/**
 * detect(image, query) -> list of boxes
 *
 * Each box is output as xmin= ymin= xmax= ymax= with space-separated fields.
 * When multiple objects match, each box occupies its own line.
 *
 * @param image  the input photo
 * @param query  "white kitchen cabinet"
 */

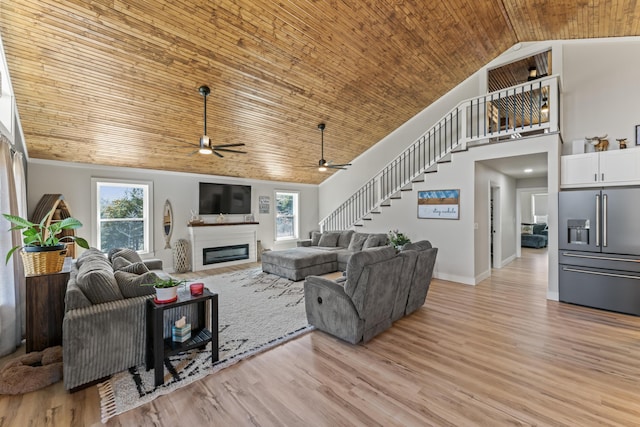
xmin=561 ymin=149 xmax=640 ymax=188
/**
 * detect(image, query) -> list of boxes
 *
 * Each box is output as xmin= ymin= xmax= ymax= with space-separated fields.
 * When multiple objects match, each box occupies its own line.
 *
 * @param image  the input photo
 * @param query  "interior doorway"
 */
xmin=490 ymin=184 xmax=501 ymax=269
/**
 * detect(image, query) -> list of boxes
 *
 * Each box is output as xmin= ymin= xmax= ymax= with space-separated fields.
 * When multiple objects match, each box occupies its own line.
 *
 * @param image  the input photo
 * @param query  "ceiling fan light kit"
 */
xmin=199 ymin=135 xmax=213 ymax=154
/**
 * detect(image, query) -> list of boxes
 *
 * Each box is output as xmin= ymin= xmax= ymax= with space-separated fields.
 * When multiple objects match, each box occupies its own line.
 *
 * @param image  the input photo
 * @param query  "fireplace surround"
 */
xmin=188 ymin=222 xmax=258 ymax=271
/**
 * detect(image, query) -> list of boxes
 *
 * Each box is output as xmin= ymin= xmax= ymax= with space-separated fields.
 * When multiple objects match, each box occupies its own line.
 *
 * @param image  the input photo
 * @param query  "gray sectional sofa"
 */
xmin=521 ymin=223 xmax=548 ymax=248
xmin=63 ymin=248 xmax=195 ymax=391
xmin=261 ymin=230 xmax=389 ymax=281
xmin=304 ymin=240 xmax=438 ymax=344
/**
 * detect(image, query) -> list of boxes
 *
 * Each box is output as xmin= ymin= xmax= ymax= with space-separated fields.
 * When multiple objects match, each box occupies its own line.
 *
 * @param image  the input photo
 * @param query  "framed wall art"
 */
xmin=418 ymin=189 xmax=460 ymax=219
xmin=258 ymin=195 xmax=270 ymax=214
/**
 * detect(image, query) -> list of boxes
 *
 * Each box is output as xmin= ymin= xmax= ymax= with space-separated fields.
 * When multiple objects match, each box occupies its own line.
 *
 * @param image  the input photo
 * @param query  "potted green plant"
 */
xmin=3 ymin=207 xmax=90 ymax=275
xmin=388 ymin=229 xmax=411 ymax=251
xmin=143 ymin=277 xmax=186 ymax=302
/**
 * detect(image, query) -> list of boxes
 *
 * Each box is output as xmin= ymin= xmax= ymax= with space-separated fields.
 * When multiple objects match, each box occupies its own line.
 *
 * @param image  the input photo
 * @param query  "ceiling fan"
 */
xmin=314 ymin=123 xmax=351 ymax=171
xmin=191 ymin=85 xmax=246 ymax=158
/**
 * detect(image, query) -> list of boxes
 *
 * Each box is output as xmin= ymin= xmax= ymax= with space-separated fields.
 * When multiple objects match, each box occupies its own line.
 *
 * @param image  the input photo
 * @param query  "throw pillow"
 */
xmin=348 ymin=232 xmax=369 ymax=251
xmin=110 ymin=248 xmax=143 ymax=264
xmin=119 ymin=261 xmax=150 ymax=275
xmin=311 ymin=231 xmax=322 ymax=246
xmin=75 ymin=248 xmax=106 ymax=268
xmin=114 ymin=271 xmax=159 ymax=298
xmin=362 ymin=233 xmax=388 ymax=249
xmin=107 ymin=247 xmax=124 ymax=262
xmin=337 ymin=230 xmax=355 ymax=248
xmin=111 ymin=256 xmax=132 ymax=271
xmin=318 ymin=231 xmax=340 ymax=247
xmin=77 ymin=257 xmax=112 ymax=274
xmin=521 ymin=224 xmax=534 ymax=235
xmin=76 ymin=269 xmax=123 ymax=304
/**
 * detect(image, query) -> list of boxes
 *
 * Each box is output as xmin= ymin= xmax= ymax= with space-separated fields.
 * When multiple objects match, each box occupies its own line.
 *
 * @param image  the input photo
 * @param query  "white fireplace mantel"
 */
xmin=188 ymin=223 xmax=258 ymax=271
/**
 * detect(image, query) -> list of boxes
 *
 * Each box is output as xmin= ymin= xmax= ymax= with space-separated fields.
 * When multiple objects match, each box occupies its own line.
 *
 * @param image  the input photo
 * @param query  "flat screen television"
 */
xmin=199 ymin=182 xmax=252 ymax=215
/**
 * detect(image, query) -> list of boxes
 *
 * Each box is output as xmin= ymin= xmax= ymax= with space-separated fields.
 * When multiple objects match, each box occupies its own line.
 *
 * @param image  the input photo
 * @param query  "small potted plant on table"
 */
xmin=3 ymin=207 xmax=89 ymax=275
xmin=144 ymin=277 xmax=186 ymax=303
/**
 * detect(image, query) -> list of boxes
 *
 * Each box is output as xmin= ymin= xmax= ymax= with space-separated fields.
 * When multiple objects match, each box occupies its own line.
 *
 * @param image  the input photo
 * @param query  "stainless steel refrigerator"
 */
xmin=559 ymin=187 xmax=640 ymax=315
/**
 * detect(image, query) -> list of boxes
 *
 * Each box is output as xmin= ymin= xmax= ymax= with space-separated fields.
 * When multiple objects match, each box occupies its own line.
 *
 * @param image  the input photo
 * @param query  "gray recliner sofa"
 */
xmin=304 ymin=241 xmax=437 ymax=344
xmin=304 ymin=246 xmax=403 ymax=344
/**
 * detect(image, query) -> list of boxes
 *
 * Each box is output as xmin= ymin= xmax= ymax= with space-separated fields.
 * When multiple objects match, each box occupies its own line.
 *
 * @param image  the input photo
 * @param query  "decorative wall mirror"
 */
xmin=163 ymin=199 xmax=173 ymax=249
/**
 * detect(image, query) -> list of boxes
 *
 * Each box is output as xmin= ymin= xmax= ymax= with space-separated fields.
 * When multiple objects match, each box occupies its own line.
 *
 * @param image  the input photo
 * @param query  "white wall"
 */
xmin=27 ymin=160 xmax=318 ymax=270
xmin=562 ymin=38 xmax=640 ymax=153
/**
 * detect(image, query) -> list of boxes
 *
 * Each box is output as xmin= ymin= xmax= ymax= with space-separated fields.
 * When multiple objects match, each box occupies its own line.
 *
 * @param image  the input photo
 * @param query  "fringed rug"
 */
xmin=98 ymin=267 xmax=312 ymax=423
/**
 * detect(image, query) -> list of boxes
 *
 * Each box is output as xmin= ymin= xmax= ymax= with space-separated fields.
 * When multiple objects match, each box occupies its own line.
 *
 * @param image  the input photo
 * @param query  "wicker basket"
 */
xmin=20 ymin=248 xmax=67 ymax=276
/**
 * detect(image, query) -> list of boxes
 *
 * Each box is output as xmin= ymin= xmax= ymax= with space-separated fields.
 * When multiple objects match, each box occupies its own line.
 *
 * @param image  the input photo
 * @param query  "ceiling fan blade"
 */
xmin=327 ymin=166 xmax=347 ymax=170
xmin=187 ymin=149 xmax=199 ymax=156
xmin=213 ymin=151 xmax=224 ymax=158
xmin=214 ymin=148 xmax=247 ymax=154
xmin=212 ymin=143 xmax=246 ymax=149
xmin=328 ymin=163 xmax=352 ymax=168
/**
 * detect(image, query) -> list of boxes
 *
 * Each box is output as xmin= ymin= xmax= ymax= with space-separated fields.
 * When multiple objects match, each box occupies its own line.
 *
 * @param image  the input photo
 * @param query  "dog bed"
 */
xmin=0 ymin=346 xmax=63 ymax=394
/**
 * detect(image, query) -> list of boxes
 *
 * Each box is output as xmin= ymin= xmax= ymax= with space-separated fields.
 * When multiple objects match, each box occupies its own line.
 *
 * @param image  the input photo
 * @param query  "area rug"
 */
xmin=98 ymin=267 xmax=312 ymax=423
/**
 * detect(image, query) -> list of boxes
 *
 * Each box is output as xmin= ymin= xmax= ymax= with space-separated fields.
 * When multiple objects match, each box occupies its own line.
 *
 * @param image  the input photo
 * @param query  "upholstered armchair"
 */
xmin=304 ymin=246 xmax=403 ymax=344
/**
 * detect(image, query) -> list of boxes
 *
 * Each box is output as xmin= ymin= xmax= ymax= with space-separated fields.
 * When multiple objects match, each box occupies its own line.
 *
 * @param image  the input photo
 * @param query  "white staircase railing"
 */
xmin=320 ymin=76 xmax=560 ymax=231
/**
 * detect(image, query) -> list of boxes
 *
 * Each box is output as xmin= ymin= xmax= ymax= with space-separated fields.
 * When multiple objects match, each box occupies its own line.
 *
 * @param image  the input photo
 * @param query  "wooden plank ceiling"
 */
xmin=1 ymin=0 xmax=640 ymax=184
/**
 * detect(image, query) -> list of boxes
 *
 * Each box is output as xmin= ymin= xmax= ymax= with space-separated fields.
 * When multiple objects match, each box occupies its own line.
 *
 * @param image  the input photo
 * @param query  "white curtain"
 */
xmin=0 ymin=137 xmax=22 ymax=356
xmin=12 ymin=151 xmax=27 ymax=336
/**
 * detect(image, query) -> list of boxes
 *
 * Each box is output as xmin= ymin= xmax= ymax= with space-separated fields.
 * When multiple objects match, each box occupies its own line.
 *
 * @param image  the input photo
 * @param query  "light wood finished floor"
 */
xmin=2 ymin=249 xmax=640 ymax=426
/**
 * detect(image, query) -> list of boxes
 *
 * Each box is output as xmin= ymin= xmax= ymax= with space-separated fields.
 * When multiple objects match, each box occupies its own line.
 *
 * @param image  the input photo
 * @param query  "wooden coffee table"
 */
xmin=146 ymin=288 xmax=218 ymax=387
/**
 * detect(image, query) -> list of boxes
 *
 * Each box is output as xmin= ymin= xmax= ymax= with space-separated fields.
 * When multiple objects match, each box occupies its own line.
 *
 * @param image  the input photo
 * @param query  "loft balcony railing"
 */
xmin=320 ymin=75 xmax=560 ymax=231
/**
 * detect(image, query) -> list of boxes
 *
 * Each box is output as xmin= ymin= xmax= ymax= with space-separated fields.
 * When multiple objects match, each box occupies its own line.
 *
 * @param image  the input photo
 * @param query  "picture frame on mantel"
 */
xmin=418 ymin=189 xmax=460 ymax=220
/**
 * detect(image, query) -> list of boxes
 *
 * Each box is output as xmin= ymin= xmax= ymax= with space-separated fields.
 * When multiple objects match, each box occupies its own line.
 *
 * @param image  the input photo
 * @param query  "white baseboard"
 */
xmin=500 ymin=254 xmax=516 ymax=267
xmin=547 ymin=290 xmax=559 ymax=301
xmin=434 ymin=272 xmax=477 ymax=286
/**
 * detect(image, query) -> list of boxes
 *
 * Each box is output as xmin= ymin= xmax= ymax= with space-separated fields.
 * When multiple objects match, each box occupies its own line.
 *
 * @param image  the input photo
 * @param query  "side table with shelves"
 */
xmin=146 ymin=288 xmax=219 ymax=387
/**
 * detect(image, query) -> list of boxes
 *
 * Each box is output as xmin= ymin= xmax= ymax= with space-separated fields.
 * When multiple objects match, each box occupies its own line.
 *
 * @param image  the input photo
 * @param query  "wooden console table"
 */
xmin=25 ymin=257 xmax=72 ymax=352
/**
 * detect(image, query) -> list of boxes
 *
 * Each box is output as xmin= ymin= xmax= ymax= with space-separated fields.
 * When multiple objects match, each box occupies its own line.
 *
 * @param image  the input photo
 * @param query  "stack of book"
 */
xmin=172 ymin=323 xmax=191 ymax=343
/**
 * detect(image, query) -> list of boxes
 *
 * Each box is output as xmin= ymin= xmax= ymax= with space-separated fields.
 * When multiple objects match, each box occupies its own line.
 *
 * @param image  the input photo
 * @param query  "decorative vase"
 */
xmin=155 ymin=286 xmax=178 ymax=302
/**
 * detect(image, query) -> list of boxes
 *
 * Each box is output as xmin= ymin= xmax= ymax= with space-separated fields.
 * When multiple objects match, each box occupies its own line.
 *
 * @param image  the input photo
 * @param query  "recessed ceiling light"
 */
xmin=524 ymin=168 xmax=533 ymax=173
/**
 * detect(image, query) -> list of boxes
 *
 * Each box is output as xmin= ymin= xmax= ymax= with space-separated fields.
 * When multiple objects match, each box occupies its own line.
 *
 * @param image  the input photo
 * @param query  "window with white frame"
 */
xmin=275 ymin=191 xmax=299 ymax=240
xmin=92 ymin=178 xmax=153 ymax=253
